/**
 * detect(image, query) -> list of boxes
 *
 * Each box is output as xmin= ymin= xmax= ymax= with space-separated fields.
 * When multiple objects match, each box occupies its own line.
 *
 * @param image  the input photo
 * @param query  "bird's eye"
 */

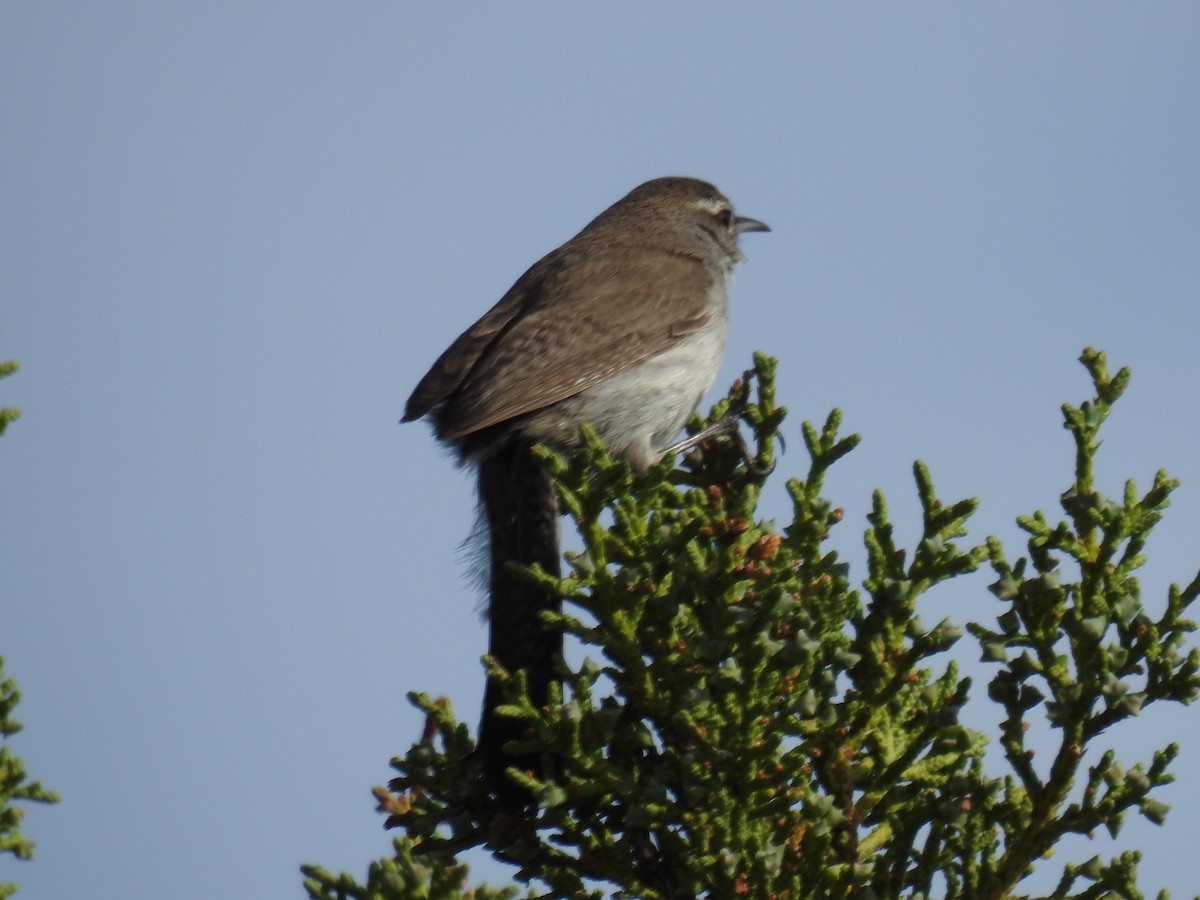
xmin=715 ymin=208 xmax=733 ymax=229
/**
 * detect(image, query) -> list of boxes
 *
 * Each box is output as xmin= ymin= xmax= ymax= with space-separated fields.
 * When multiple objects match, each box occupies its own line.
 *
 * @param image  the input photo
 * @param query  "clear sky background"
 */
xmin=3 ymin=4 xmax=1199 ymax=898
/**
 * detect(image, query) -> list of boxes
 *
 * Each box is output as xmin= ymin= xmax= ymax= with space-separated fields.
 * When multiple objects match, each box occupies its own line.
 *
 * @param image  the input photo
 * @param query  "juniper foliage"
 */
xmin=0 ymin=358 xmax=59 ymax=898
xmin=304 ymin=350 xmax=1198 ymax=899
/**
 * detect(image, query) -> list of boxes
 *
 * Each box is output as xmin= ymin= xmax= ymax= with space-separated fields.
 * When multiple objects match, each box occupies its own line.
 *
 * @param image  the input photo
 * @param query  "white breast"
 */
xmin=558 ymin=284 xmax=729 ymax=470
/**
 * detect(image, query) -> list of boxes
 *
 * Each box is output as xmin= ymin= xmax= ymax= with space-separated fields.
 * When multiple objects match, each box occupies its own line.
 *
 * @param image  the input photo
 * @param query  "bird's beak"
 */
xmin=735 ymin=216 xmax=770 ymax=234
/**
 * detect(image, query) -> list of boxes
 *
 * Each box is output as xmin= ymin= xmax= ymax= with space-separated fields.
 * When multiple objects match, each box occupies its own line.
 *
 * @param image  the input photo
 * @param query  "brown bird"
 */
xmin=404 ymin=177 xmax=769 ymax=801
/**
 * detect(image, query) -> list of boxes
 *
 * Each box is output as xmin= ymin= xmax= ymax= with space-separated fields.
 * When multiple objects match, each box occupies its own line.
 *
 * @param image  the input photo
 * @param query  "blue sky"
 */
xmin=2 ymin=4 xmax=1199 ymax=897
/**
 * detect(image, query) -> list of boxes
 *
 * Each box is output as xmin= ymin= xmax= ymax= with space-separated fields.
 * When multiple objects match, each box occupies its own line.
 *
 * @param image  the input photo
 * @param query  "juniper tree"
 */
xmin=304 ymin=350 xmax=1198 ymax=900
xmin=0 ymin=358 xmax=59 ymax=898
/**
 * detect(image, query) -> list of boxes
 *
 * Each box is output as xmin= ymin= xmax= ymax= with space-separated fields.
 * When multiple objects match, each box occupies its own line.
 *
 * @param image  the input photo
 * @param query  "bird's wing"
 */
xmin=416 ymin=244 xmax=715 ymax=441
xmin=402 ymin=278 xmax=529 ymax=424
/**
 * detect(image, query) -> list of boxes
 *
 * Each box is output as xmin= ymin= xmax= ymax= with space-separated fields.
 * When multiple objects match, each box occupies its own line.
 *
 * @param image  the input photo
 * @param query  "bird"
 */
xmin=403 ymin=176 xmax=768 ymax=802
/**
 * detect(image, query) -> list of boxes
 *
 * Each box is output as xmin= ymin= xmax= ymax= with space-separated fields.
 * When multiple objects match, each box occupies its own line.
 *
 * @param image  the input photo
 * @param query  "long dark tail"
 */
xmin=476 ymin=441 xmax=562 ymax=800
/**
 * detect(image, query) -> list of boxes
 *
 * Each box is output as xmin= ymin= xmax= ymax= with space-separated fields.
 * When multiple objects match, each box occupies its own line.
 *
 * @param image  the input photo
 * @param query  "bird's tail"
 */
xmin=476 ymin=440 xmax=562 ymax=803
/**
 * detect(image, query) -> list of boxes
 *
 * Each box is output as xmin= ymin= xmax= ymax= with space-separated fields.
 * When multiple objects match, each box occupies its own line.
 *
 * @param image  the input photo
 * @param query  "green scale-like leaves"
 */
xmin=0 ymin=358 xmax=60 ymax=899
xmin=307 ymin=351 xmax=1199 ymax=900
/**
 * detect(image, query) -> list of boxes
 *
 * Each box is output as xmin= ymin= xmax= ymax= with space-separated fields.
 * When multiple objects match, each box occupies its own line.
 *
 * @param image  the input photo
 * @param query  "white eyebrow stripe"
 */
xmin=691 ymin=196 xmax=729 ymax=216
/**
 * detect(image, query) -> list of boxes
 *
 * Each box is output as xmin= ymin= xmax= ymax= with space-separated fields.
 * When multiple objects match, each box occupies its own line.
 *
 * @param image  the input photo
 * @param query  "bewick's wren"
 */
xmin=403 ymin=177 xmax=768 ymax=800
